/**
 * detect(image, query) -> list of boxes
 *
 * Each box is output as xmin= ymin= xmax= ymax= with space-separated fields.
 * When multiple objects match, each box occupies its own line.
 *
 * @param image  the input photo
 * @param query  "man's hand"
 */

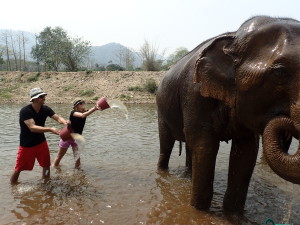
xmin=50 ymin=127 xmax=60 ymax=135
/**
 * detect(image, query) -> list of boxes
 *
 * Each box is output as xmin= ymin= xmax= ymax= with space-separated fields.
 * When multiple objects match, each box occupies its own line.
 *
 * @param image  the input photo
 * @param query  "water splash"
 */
xmin=14 ymin=184 xmax=37 ymax=194
xmin=70 ymin=133 xmax=86 ymax=161
xmin=108 ymin=99 xmax=129 ymax=119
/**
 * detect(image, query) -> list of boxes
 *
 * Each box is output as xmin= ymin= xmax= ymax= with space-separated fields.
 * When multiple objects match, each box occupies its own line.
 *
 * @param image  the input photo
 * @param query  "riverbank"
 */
xmin=0 ymin=71 xmax=166 ymax=104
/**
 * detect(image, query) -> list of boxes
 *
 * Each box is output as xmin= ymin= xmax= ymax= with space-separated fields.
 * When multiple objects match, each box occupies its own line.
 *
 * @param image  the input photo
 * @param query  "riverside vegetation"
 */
xmin=0 ymin=71 xmax=165 ymax=104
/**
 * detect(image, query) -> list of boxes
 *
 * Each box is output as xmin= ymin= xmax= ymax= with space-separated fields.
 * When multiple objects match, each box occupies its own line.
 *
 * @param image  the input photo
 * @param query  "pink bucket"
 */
xmin=97 ymin=97 xmax=110 ymax=110
xmin=59 ymin=126 xmax=74 ymax=141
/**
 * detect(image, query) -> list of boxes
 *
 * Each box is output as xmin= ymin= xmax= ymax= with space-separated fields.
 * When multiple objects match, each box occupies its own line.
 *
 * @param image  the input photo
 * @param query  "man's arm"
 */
xmin=24 ymin=118 xmax=60 ymax=135
xmin=51 ymin=114 xmax=68 ymax=125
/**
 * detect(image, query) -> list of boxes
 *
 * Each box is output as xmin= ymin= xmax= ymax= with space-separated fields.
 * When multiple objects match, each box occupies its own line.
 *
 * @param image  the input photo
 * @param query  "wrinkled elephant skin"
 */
xmin=156 ymin=16 xmax=300 ymax=212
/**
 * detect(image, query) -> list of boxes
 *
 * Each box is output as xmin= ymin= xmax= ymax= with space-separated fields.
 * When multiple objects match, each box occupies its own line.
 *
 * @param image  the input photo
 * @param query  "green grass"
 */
xmin=0 ymin=87 xmax=15 ymax=99
xmin=144 ymin=78 xmax=158 ymax=93
xmin=120 ymin=94 xmax=131 ymax=100
xmin=79 ymin=89 xmax=95 ymax=97
xmin=27 ymin=73 xmax=41 ymax=82
xmin=62 ymin=86 xmax=73 ymax=92
xmin=128 ymin=86 xmax=143 ymax=92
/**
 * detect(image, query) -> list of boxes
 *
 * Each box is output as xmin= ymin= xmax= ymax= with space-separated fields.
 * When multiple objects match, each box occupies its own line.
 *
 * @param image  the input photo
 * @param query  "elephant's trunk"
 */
xmin=263 ymin=117 xmax=300 ymax=184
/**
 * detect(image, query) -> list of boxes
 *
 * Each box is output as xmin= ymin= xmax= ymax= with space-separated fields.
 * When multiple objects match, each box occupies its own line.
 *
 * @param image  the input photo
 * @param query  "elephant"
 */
xmin=156 ymin=15 xmax=300 ymax=212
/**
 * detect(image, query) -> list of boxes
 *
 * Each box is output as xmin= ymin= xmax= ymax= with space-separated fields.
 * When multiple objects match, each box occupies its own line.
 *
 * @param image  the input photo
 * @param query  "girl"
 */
xmin=53 ymin=99 xmax=100 ymax=168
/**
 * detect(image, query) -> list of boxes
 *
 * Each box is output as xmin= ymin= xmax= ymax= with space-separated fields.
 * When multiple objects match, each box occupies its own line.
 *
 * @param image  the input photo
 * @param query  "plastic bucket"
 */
xmin=97 ymin=97 xmax=110 ymax=110
xmin=59 ymin=126 xmax=74 ymax=141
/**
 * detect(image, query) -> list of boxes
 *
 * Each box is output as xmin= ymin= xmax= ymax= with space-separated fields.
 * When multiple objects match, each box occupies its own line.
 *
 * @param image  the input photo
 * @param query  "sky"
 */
xmin=2 ymin=0 xmax=300 ymax=55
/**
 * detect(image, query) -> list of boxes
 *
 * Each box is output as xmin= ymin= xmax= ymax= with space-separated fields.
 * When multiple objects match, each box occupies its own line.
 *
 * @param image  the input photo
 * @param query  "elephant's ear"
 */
xmin=194 ymin=36 xmax=236 ymax=107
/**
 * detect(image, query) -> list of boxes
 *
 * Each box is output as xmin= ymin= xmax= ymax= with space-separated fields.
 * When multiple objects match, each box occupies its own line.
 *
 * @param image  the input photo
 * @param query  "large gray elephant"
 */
xmin=156 ymin=16 xmax=300 ymax=212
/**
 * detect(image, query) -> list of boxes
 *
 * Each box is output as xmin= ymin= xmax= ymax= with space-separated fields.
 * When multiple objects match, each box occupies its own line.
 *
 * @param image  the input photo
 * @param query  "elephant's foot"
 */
xmin=157 ymin=155 xmax=170 ymax=170
xmin=157 ymin=164 xmax=169 ymax=170
xmin=190 ymin=191 xmax=213 ymax=211
xmin=223 ymin=192 xmax=246 ymax=213
xmin=190 ymin=198 xmax=211 ymax=211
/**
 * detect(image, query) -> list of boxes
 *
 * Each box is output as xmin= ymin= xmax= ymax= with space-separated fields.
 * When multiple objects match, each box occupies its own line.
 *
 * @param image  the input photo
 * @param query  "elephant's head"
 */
xmin=193 ymin=16 xmax=300 ymax=184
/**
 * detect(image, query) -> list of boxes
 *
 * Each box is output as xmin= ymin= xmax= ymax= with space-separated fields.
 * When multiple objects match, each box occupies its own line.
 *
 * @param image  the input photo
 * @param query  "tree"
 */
xmin=168 ymin=47 xmax=189 ymax=65
xmin=114 ymin=46 xmax=136 ymax=71
xmin=0 ymin=49 xmax=4 ymax=66
xmin=138 ymin=40 xmax=165 ymax=71
xmin=31 ymin=27 xmax=69 ymax=71
xmin=62 ymin=37 xmax=91 ymax=71
xmin=1 ymin=31 xmax=11 ymax=71
xmin=20 ymin=31 xmax=29 ymax=71
xmin=31 ymin=27 xmax=91 ymax=72
xmin=9 ymin=31 xmax=18 ymax=70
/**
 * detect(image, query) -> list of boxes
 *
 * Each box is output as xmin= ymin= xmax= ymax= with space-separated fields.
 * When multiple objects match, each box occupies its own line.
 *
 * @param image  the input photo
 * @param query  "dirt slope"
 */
xmin=0 ymin=71 xmax=166 ymax=104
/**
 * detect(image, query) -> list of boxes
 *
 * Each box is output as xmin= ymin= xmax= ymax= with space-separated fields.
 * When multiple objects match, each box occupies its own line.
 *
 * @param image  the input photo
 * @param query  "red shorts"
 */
xmin=14 ymin=140 xmax=51 ymax=171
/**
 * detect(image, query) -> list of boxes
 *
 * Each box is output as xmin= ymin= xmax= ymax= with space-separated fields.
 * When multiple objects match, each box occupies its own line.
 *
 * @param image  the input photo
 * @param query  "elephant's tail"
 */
xmin=179 ymin=141 xmax=182 ymax=156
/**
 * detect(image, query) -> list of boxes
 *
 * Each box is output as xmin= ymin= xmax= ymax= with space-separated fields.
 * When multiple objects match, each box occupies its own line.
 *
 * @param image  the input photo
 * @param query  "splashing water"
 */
xmin=15 ymin=184 xmax=37 ymax=194
xmin=108 ymin=99 xmax=129 ymax=119
xmin=70 ymin=133 xmax=86 ymax=160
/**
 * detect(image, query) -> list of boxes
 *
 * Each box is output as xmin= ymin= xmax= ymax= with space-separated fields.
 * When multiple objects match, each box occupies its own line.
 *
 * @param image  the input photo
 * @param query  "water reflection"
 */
xmin=0 ymin=104 xmax=299 ymax=224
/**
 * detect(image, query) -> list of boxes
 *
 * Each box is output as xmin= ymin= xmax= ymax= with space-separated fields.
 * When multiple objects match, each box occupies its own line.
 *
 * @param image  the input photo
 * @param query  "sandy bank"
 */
xmin=0 ymin=71 xmax=166 ymax=104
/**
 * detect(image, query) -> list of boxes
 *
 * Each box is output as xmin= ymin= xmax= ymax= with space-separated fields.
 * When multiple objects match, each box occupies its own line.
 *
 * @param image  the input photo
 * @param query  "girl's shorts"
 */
xmin=59 ymin=139 xmax=78 ymax=149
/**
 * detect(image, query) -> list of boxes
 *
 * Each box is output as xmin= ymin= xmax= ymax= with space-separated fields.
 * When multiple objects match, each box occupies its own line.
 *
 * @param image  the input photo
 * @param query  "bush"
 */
xmin=85 ymin=70 xmax=93 ymax=75
xmin=120 ymin=94 xmax=131 ymax=100
xmin=106 ymin=64 xmax=124 ymax=71
xmin=27 ymin=72 xmax=40 ymax=82
xmin=128 ymin=86 xmax=143 ymax=92
xmin=79 ymin=89 xmax=95 ymax=97
xmin=144 ymin=78 xmax=157 ymax=93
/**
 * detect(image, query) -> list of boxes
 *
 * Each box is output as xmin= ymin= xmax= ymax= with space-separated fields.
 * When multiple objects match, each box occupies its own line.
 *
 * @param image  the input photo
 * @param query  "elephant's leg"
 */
xmin=185 ymin=144 xmax=192 ymax=171
xmin=223 ymin=134 xmax=259 ymax=212
xmin=157 ymin=118 xmax=175 ymax=170
xmin=190 ymin=135 xmax=219 ymax=210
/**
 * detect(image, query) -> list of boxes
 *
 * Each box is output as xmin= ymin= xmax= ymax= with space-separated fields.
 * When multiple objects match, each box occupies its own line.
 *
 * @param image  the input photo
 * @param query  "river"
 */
xmin=0 ymin=104 xmax=299 ymax=225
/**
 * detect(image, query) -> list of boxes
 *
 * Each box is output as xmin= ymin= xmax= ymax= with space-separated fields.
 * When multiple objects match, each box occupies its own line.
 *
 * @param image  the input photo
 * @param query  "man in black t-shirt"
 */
xmin=10 ymin=87 xmax=68 ymax=184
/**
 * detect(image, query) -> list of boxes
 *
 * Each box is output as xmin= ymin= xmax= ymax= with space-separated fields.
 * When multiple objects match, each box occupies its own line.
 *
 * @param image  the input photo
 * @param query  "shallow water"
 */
xmin=0 ymin=104 xmax=299 ymax=225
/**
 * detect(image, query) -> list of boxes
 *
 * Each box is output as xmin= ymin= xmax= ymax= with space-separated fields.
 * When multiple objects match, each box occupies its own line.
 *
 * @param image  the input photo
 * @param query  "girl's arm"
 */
xmin=73 ymin=105 xmax=99 ymax=118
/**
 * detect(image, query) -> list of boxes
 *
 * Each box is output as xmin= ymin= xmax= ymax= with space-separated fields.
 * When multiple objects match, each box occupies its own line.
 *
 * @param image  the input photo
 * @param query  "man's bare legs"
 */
xmin=10 ymin=167 xmax=49 ymax=184
xmin=10 ymin=170 xmax=21 ymax=184
xmin=43 ymin=167 xmax=50 ymax=179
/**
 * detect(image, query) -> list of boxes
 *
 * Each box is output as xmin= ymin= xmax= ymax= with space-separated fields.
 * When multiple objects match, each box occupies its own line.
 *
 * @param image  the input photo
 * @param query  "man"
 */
xmin=10 ymin=87 xmax=68 ymax=184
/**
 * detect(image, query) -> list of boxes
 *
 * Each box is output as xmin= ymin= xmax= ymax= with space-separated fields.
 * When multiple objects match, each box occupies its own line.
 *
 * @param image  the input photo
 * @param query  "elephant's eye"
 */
xmin=271 ymin=67 xmax=290 ymax=85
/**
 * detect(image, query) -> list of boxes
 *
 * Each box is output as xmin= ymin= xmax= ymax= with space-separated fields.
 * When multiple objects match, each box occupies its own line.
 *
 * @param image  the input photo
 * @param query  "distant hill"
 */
xmin=90 ymin=43 xmax=142 ymax=67
xmin=0 ymin=29 xmax=142 ymax=68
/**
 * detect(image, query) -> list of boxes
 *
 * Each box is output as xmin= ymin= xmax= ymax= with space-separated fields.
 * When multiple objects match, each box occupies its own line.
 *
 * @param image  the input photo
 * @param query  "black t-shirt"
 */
xmin=19 ymin=104 xmax=55 ymax=147
xmin=70 ymin=110 xmax=86 ymax=134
